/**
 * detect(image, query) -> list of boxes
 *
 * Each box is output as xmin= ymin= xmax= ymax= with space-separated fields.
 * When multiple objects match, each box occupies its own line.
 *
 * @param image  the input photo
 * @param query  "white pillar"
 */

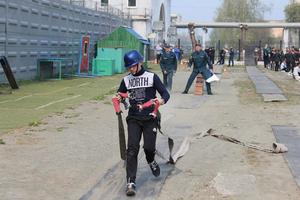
xmin=283 ymin=28 xmax=289 ymax=53
xmin=202 ymin=28 xmax=208 ymax=49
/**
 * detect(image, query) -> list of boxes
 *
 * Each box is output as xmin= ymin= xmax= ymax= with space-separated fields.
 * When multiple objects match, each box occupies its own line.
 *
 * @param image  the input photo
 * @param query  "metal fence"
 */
xmin=0 ymin=0 xmax=130 ymax=82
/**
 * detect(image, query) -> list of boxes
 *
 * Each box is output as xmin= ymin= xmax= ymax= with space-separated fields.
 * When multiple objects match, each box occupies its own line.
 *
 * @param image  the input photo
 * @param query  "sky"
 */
xmin=171 ymin=0 xmax=291 ymax=22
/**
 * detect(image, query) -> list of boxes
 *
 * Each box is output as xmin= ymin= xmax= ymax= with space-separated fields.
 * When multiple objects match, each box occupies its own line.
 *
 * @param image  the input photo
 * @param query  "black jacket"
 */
xmin=118 ymin=67 xmax=170 ymax=117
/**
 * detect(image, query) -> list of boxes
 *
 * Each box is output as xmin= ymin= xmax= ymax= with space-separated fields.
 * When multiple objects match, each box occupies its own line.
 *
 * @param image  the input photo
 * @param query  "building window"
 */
xmin=101 ymin=0 xmax=108 ymax=6
xmin=128 ymin=0 xmax=136 ymax=7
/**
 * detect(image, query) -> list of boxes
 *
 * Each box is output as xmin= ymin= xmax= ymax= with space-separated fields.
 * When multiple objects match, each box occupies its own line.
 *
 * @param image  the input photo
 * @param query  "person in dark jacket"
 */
xmin=273 ymin=49 xmax=281 ymax=71
xmin=182 ymin=43 xmax=214 ymax=95
xmin=228 ymin=47 xmax=235 ymax=66
xmin=117 ymin=50 xmax=170 ymax=196
xmin=160 ymin=44 xmax=177 ymax=91
xmin=285 ymin=49 xmax=296 ymax=73
xmin=217 ymin=48 xmax=226 ymax=65
xmin=209 ymin=47 xmax=215 ymax=64
xmin=263 ymin=45 xmax=270 ymax=68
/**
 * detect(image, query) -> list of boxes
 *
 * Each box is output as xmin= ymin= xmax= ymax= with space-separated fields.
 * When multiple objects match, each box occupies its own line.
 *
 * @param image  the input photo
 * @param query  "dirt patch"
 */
xmin=234 ymin=76 xmax=262 ymax=105
xmin=1 ymin=65 xmax=300 ymax=200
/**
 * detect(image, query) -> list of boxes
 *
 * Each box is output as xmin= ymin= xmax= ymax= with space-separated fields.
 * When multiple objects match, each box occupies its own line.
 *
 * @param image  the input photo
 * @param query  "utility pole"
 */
xmin=239 ymin=24 xmax=247 ymax=61
xmin=4 ymin=0 xmax=8 ymax=57
xmin=202 ymin=27 xmax=208 ymax=49
xmin=238 ymin=39 xmax=241 ymax=61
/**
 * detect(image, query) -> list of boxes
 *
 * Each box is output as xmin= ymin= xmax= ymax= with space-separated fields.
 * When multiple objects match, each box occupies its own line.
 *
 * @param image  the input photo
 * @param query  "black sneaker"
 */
xmin=126 ymin=182 xmax=136 ymax=196
xmin=149 ymin=160 xmax=160 ymax=177
xmin=182 ymin=91 xmax=188 ymax=94
xmin=207 ymin=92 xmax=213 ymax=95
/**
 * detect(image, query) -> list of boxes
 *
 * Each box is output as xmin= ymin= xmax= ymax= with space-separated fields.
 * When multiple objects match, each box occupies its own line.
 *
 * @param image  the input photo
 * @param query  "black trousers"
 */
xmin=275 ymin=61 xmax=280 ymax=71
xmin=228 ymin=57 xmax=234 ymax=66
xmin=184 ymin=70 xmax=212 ymax=94
xmin=126 ymin=116 xmax=157 ymax=182
xmin=264 ymin=57 xmax=269 ymax=68
xmin=156 ymin=54 xmax=161 ymax=64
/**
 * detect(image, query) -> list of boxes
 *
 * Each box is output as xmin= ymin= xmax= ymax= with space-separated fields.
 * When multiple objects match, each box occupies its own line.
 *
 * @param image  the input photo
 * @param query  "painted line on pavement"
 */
xmin=35 ymin=95 xmax=82 ymax=110
xmin=0 ymin=100 xmax=10 ymax=104
xmin=0 ymin=94 xmax=33 ymax=104
xmin=14 ymin=95 xmax=33 ymax=101
xmin=77 ymin=82 xmax=91 ymax=87
xmin=36 ymin=87 xmax=71 ymax=95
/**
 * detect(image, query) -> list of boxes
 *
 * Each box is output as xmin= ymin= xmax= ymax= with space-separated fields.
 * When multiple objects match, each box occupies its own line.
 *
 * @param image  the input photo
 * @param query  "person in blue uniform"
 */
xmin=228 ymin=47 xmax=235 ymax=66
xmin=117 ymin=50 xmax=170 ymax=196
xmin=263 ymin=45 xmax=270 ymax=68
xmin=160 ymin=44 xmax=177 ymax=91
xmin=182 ymin=43 xmax=214 ymax=95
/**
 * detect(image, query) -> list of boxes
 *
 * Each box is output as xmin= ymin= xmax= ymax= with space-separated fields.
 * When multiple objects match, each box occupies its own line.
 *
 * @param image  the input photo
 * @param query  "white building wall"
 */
xmin=290 ymin=29 xmax=300 ymax=47
xmin=131 ymin=21 xmax=149 ymax=39
xmin=101 ymin=0 xmax=171 ymax=42
xmin=151 ymin=0 xmax=171 ymax=40
xmin=288 ymin=0 xmax=300 ymax=47
xmin=290 ymin=0 xmax=300 ymax=3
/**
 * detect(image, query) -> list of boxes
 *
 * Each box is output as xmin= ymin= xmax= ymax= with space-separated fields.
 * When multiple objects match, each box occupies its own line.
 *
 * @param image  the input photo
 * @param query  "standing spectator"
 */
xmin=217 ymin=48 xmax=226 ymax=65
xmin=172 ymin=45 xmax=181 ymax=62
xmin=228 ymin=47 xmax=235 ymax=66
xmin=210 ymin=47 xmax=215 ymax=64
xmin=220 ymin=48 xmax=226 ymax=64
xmin=179 ymin=47 xmax=184 ymax=64
xmin=254 ymin=47 xmax=259 ymax=65
xmin=263 ymin=45 xmax=270 ymax=68
xmin=155 ymin=43 xmax=162 ymax=64
xmin=160 ymin=44 xmax=177 ymax=91
xmin=205 ymin=47 xmax=210 ymax=57
xmin=270 ymin=47 xmax=275 ymax=70
xmin=285 ymin=49 xmax=296 ymax=74
xmin=293 ymin=62 xmax=300 ymax=81
xmin=290 ymin=47 xmax=297 ymax=74
xmin=273 ymin=49 xmax=281 ymax=71
xmin=294 ymin=48 xmax=300 ymax=66
xmin=280 ymin=50 xmax=285 ymax=65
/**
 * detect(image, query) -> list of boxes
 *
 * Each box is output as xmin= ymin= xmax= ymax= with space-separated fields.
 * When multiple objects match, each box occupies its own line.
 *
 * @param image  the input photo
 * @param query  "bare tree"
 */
xmin=210 ymin=0 xmax=275 ymax=48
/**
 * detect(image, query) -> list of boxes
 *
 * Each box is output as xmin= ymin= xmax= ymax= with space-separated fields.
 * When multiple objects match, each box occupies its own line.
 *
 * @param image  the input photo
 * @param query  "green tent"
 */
xmin=92 ymin=26 xmax=150 ymax=76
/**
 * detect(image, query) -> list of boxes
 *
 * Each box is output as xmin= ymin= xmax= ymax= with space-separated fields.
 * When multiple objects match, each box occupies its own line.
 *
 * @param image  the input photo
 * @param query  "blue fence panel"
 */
xmin=0 ymin=0 xmax=130 ymax=82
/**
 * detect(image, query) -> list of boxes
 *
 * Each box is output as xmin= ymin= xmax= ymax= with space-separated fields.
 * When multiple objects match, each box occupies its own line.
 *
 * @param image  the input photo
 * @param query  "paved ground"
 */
xmin=0 ymin=65 xmax=300 ymax=200
xmin=272 ymin=126 xmax=300 ymax=187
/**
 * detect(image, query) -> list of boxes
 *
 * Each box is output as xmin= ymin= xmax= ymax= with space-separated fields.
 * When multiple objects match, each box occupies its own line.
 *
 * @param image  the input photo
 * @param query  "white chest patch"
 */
xmin=124 ymin=71 xmax=154 ymax=90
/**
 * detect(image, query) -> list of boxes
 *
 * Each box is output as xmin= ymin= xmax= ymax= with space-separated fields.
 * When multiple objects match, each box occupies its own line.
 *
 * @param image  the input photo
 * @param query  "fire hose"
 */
xmin=204 ymin=129 xmax=288 ymax=154
xmin=112 ymin=93 xmax=176 ymax=164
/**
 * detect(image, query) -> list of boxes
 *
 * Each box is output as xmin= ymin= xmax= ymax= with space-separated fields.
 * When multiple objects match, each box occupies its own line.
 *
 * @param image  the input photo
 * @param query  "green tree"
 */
xmin=210 ymin=0 xmax=274 ymax=48
xmin=285 ymin=3 xmax=300 ymax=22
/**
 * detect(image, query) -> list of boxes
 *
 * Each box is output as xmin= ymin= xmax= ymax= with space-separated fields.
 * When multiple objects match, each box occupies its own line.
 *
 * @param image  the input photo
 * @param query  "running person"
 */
xmin=116 ymin=50 xmax=170 ymax=196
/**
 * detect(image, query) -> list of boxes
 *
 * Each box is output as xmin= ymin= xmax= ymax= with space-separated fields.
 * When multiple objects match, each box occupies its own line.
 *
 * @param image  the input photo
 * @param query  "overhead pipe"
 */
xmin=174 ymin=22 xmax=300 ymax=29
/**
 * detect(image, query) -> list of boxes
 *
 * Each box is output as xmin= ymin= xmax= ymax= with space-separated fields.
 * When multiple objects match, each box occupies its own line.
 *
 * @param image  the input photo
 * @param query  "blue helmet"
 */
xmin=124 ymin=50 xmax=144 ymax=68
